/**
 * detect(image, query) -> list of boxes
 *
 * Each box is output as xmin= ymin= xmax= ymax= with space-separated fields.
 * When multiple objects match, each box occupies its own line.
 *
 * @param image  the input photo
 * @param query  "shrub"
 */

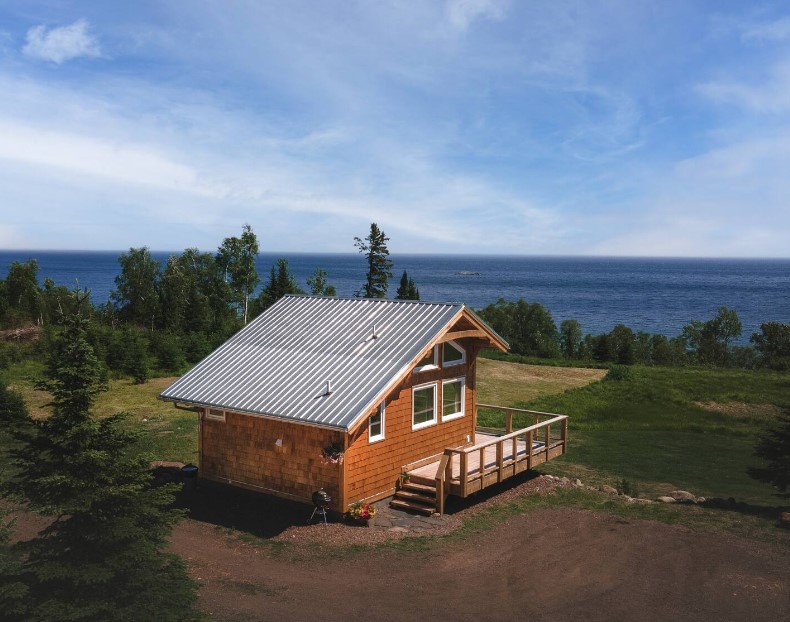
xmin=605 ymin=364 xmax=632 ymax=382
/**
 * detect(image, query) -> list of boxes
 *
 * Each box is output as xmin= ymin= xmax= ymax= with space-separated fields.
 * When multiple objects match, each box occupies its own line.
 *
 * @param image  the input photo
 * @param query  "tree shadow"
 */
xmin=171 ymin=477 xmax=314 ymax=539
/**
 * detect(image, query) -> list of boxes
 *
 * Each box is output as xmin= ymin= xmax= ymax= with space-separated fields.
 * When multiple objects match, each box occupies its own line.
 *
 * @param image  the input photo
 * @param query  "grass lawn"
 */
xmin=477 ymin=363 xmax=789 ymax=507
xmin=4 ymin=356 xmax=787 ymax=530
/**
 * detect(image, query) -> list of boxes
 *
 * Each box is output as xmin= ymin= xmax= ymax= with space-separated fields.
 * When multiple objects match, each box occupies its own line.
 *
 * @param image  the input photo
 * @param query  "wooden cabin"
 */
xmin=159 ymin=296 xmax=568 ymax=515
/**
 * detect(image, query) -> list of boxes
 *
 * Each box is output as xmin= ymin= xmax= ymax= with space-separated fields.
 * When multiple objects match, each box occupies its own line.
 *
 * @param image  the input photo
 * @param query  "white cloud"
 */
xmin=742 ymin=16 xmax=790 ymax=42
xmin=697 ymin=60 xmax=790 ymax=114
xmin=23 ymin=19 xmax=101 ymax=64
xmin=446 ymin=0 xmax=507 ymax=33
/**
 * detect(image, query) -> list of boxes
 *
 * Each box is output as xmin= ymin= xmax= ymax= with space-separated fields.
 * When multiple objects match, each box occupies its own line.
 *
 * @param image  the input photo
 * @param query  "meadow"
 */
xmin=4 ymin=355 xmax=788 ymax=536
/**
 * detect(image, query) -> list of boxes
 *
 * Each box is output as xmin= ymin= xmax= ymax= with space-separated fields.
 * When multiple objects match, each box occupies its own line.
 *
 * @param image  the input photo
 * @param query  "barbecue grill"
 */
xmin=309 ymin=488 xmax=331 ymax=525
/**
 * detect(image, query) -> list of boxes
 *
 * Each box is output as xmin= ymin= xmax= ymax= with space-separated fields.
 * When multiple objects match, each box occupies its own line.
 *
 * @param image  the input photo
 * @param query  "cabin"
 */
xmin=159 ymin=296 xmax=568 ymax=515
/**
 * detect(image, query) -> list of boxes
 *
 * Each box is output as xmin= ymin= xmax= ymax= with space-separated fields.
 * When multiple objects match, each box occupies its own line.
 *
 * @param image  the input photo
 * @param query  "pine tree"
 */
xmin=255 ymin=258 xmax=306 ymax=313
xmin=395 ymin=271 xmax=419 ymax=300
xmin=354 ymin=223 xmax=393 ymax=299
xmin=3 ymin=290 xmax=200 ymax=621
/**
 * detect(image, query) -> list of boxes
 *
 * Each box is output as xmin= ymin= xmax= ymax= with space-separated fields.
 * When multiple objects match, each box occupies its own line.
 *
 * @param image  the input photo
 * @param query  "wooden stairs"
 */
xmin=389 ymin=475 xmax=437 ymax=515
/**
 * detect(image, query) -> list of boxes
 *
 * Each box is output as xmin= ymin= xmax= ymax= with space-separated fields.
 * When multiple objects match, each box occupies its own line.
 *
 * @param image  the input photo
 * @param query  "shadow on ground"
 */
xmin=172 ymin=479 xmax=314 ymax=539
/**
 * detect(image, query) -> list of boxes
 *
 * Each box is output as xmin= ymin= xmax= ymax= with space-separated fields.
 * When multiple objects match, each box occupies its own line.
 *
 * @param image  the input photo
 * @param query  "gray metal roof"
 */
xmin=159 ymin=295 xmax=473 ymax=431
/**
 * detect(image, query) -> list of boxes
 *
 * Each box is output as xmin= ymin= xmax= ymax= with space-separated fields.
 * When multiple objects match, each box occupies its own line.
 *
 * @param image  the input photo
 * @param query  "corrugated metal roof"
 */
xmin=159 ymin=295 xmax=472 ymax=431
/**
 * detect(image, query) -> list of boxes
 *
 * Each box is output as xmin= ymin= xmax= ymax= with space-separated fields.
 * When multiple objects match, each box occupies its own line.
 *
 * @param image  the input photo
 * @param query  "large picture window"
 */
xmin=369 ymin=403 xmax=385 ymax=443
xmin=442 ymin=378 xmax=465 ymax=421
xmin=412 ymin=383 xmax=437 ymax=430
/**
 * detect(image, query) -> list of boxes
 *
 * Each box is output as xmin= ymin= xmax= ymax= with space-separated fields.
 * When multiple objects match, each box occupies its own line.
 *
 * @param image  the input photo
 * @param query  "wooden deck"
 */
xmin=395 ymin=406 xmax=568 ymax=514
xmin=409 ymin=432 xmax=544 ymax=480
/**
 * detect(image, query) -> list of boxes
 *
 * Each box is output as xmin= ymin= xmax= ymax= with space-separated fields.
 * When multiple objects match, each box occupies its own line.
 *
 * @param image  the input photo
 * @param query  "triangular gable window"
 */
xmin=443 ymin=341 xmax=465 ymax=366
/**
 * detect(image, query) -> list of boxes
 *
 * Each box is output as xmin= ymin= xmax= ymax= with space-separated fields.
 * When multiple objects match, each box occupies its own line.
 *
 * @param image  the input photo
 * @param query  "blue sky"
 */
xmin=0 ymin=1 xmax=788 ymax=256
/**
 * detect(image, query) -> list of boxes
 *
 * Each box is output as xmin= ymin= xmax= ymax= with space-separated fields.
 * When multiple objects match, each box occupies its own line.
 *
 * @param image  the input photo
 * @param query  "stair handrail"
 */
xmin=434 ymin=450 xmax=452 ymax=515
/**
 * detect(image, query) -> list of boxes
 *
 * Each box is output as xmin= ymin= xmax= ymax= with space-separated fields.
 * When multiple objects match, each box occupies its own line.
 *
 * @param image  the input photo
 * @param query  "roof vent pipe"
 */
xmin=372 ymin=323 xmax=378 ymax=340
xmin=324 ymin=380 xmax=332 ymax=396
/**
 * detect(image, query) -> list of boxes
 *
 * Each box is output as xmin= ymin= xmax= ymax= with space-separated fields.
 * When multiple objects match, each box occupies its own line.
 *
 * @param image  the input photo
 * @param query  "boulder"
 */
xmin=573 ymin=478 xmax=583 ymax=487
xmin=657 ymin=496 xmax=676 ymax=503
xmin=668 ymin=490 xmax=697 ymax=502
xmin=600 ymin=484 xmax=618 ymax=495
xmin=631 ymin=498 xmax=654 ymax=505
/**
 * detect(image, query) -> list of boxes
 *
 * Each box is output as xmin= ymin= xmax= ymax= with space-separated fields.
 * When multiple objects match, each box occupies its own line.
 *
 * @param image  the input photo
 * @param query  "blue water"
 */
xmin=1 ymin=251 xmax=788 ymax=343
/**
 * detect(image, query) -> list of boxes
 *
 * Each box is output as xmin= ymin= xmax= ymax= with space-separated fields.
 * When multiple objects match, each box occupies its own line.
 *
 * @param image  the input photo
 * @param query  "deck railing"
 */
xmin=434 ymin=405 xmax=568 ymax=511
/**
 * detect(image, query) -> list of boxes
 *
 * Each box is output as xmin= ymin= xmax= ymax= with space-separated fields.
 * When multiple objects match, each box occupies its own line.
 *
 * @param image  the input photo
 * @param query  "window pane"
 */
xmin=443 ymin=381 xmax=462 ymax=416
xmin=413 ymin=386 xmax=435 ymax=426
xmin=369 ymin=410 xmax=382 ymax=438
xmin=443 ymin=342 xmax=464 ymax=365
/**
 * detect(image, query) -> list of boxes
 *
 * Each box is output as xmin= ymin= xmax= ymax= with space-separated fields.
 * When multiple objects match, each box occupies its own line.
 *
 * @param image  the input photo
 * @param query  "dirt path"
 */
xmin=173 ymin=508 xmax=790 ymax=622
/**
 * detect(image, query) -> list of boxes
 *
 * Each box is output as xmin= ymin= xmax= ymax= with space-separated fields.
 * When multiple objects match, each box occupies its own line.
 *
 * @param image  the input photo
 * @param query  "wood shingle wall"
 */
xmin=343 ymin=340 xmax=480 ymax=505
xmin=201 ymin=411 xmax=343 ymax=509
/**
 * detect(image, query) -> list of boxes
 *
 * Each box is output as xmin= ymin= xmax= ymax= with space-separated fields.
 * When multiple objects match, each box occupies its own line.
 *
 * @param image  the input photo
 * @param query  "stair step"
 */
xmin=394 ymin=489 xmax=436 ymax=504
xmin=400 ymin=481 xmax=436 ymax=495
xmin=405 ymin=474 xmax=435 ymax=487
xmin=389 ymin=498 xmax=435 ymax=516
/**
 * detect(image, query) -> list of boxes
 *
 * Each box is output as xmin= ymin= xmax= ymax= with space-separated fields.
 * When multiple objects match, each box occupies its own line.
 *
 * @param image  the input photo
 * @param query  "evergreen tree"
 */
xmin=395 ymin=271 xmax=419 ymax=300
xmin=217 ymin=224 xmax=259 ymax=325
xmin=354 ymin=223 xmax=393 ymax=299
xmin=2 ymin=290 xmax=200 ymax=621
xmin=748 ymin=409 xmax=790 ymax=498
xmin=255 ymin=258 xmax=305 ymax=313
xmin=0 ymin=510 xmax=27 ymax=622
xmin=306 ymin=268 xmax=337 ymax=297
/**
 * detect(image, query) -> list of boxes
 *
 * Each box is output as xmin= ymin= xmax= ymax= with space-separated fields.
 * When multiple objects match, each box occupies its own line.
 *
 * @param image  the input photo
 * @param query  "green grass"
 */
xmin=479 ymin=365 xmax=789 ymax=507
xmin=453 ymin=488 xmax=790 ymax=548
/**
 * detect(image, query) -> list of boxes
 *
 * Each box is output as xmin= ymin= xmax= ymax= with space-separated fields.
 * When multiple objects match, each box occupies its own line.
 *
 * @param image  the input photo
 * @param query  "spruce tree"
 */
xmin=255 ymin=258 xmax=305 ymax=313
xmin=3 ymin=290 xmax=200 ymax=621
xmin=306 ymin=268 xmax=337 ymax=297
xmin=395 ymin=271 xmax=420 ymax=300
xmin=354 ymin=223 xmax=393 ymax=299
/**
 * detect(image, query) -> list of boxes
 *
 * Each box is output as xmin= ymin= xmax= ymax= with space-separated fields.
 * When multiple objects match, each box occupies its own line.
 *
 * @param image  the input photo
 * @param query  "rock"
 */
xmin=780 ymin=512 xmax=790 ymax=528
xmin=560 ymin=477 xmax=570 ymax=485
xmin=600 ymin=485 xmax=618 ymax=495
xmin=695 ymin=497 xmax=706 ymax=504
xmin=631 ymin=498 xmax=654 ymax=504
xmin=622 ymin=495 xmax=634 ymax=502
xmin=668 ymin=490 xmax=697 ymax=502
xmin=657 ymin=496 xmax=676 ymax=503
xmin=388 ymin=526 xmax=408 ymax=533
xmin=573 ymin=478 xmax=583 ymax=487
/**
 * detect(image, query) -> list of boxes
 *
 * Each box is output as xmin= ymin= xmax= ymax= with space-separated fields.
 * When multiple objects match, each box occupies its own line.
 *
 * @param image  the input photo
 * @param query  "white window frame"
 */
xmin=414 ymin=346 xmax=438 ymax=372
xmin=369 ymin=402 xmax=385 ymax=443
xmin=205 ymin=407 xmax=226 ymax=422
xmin=442 ymin=340 xmax=466 ymax=367
xmin=441 ymin=378 xmax=466 ymax=421
xmin=412 ymin=382 xmax=438 ymax=430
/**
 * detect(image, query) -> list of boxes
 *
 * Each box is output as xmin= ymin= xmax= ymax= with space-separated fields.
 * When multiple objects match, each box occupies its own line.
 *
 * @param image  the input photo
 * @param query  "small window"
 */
xmin=443 ymin=341 xmax=465 ymax=366
xmin=412 ymin=383 xmax=437 ymax=430
xmin=205 ymin=408 xmax=225 ymax=421
xmin=442 ymin=378 xmax=465 ymax=421
xmin=369 ymin=403 xmax=385 ymax=443
xmin=414 ymin=346 xmax=438 ymax=372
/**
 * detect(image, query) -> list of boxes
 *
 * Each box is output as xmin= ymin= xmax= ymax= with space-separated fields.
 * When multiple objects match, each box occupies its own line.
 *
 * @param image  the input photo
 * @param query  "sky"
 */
xmin=0 ymin=1 xmax=788 ymax=257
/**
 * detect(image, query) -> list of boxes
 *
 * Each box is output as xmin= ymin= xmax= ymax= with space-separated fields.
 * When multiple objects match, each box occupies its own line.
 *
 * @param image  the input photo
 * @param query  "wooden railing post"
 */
xmin=527 ymin=429 xmax=533 ymax=470
xmin=460 ymin=452 xmax=469 ymax=497
xmin=505 ymin=409 xmax=513 ymax=433
xmin=496 ymin=441 xmax=504 ymax=482
xmin=545 ymin=424 xmax=550 ymax=461
xmin=562 ymin=417 xmax=568 ymax=454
